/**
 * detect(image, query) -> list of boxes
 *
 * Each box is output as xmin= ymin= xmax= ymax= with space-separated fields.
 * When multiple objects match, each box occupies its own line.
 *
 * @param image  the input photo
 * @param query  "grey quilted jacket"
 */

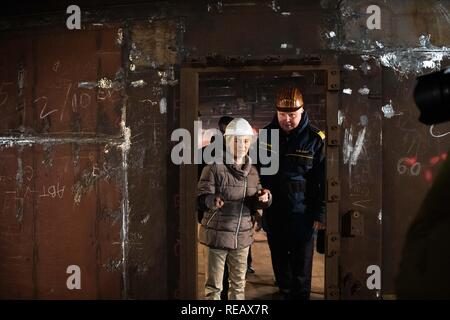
xmin=197 ymin=155 xmax=271 ymax=250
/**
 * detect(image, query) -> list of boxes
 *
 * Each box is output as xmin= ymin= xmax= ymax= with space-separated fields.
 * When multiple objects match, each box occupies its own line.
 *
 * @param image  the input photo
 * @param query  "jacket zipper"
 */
xmin=235 ymin=177 xmax=247 ymax=249
xmin=206 ymin=210 xmax=217 ymax=227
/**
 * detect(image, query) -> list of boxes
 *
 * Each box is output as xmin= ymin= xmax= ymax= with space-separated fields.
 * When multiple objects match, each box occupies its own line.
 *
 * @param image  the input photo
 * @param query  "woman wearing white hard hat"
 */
xmin=197 ymin=118 xmax=272 ymax=300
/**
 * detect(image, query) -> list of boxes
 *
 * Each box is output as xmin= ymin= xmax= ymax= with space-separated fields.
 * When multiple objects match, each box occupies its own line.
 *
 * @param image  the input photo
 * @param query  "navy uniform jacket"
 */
xmin=258 ymin=112 xmax=326 ymax=242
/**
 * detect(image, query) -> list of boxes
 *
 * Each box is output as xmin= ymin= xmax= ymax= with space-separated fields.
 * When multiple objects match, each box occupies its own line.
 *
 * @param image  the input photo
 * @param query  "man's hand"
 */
xmin=254 ymin=209 xmax=263 ymax=232
xmin=258 ymin=189 xmax=270 ymax=203
xmin=313 ymin=221 xmax=326 ymax=230
xmin=214 ymin=196 xmax=224 ymax=208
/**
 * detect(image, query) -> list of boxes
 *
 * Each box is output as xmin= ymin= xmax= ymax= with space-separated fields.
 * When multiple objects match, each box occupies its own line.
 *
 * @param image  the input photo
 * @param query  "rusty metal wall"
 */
xmin=1 ymin=0 xmax=449 ymax=299
xmin=1 ymin=14 xmax=183 ymax=298
xmin=126 ymin=20 xmax=178 ymax=299
xmin=328 ymin=0 xmax=450 ymax=297
xmin=0 ymin=27 xmax=125 ymax=298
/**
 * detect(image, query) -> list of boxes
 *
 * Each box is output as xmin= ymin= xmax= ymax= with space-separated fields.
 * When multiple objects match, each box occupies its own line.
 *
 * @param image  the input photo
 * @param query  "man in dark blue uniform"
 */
xmin=259 ymin=87 xmax=326 ymax=300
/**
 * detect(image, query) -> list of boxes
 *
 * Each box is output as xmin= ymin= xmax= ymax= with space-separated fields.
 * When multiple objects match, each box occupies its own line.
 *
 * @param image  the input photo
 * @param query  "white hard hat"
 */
xmin=223 ymin=118 xmax=254 ymax=136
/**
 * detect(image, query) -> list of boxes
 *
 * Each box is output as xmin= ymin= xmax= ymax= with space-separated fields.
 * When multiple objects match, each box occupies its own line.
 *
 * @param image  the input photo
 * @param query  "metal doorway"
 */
xmin=179 ymin=65 xmax=340 ymax=300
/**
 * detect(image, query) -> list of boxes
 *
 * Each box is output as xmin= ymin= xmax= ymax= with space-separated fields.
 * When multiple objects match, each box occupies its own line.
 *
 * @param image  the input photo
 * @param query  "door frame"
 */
xmin=179 ymin=65 xmax=341 ymax=299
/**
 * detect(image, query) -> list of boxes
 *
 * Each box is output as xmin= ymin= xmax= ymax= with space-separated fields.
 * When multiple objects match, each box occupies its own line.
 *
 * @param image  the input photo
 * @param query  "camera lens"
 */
xmin=414 ymin=67 xmax=450 ymax=125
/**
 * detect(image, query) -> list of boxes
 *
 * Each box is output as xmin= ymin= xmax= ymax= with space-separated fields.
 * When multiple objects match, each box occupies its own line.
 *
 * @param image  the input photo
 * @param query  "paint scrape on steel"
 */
xmin=98 ymin=77 xmax=122 ymax=89
xmin=343 ymin=126 xmax=366 ymax=167
xmin=343 ymin=64 xmax=356 ymax=71
xmin=78 ymin=76 xmax=123 ymax=90
xmin=325 ymin=31 xmax=336 ymax=38
xmin=130 ymin=80 xmax=147 ymax=88
xmin=351 ymin=127 xmax=366 ymax=166
xmin=140 ymin=214 xmax=150 ymax=225
xmin=159 ymin=97 xmax=167 ymax=114
xmin=379 ymin=49 xmax=447 ymax=78
xmin=72 ymin=166 xmax=109 ymax=205
xmin=382 ymin=100 xmax=403 ymax=119
xmin=338 ymin=110 xmax=345 ymax=126
xmin=343 ymin=88 xmax=352 ymax=95
xmin=103 ymin=259 xmax=123 ymax=272
xmin=117 ymin=28 xmax=124 ymax=46
xmin=358 ymin=86 xmax=370 ymax=95
xmin=158 ymin=67 xmax=178 ymax=86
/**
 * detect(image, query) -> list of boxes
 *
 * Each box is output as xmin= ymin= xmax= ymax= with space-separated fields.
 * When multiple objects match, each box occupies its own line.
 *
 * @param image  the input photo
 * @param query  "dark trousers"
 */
xmin=221 ymin=246 xmax=252 ymax=300
xmin=221 ymin=264 xmax=229 ymax=300
xmin=267 ymin=232 xmax=314 ymax=300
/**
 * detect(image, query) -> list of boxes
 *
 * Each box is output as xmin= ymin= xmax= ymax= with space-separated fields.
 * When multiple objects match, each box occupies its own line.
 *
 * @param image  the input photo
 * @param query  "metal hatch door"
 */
xmin=336 ymin=54 xmax=383 ymax=300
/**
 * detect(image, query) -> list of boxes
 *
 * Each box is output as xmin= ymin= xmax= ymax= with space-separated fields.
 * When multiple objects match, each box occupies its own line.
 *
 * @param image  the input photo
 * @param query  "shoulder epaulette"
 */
xmin=310 ymin=126 xmax=326 ymax=140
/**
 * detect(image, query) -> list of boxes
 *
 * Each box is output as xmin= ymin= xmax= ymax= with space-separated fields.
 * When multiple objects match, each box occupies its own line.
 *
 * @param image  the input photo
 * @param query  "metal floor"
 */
xmin=197 ymin=228 xmax=325 ymax=300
